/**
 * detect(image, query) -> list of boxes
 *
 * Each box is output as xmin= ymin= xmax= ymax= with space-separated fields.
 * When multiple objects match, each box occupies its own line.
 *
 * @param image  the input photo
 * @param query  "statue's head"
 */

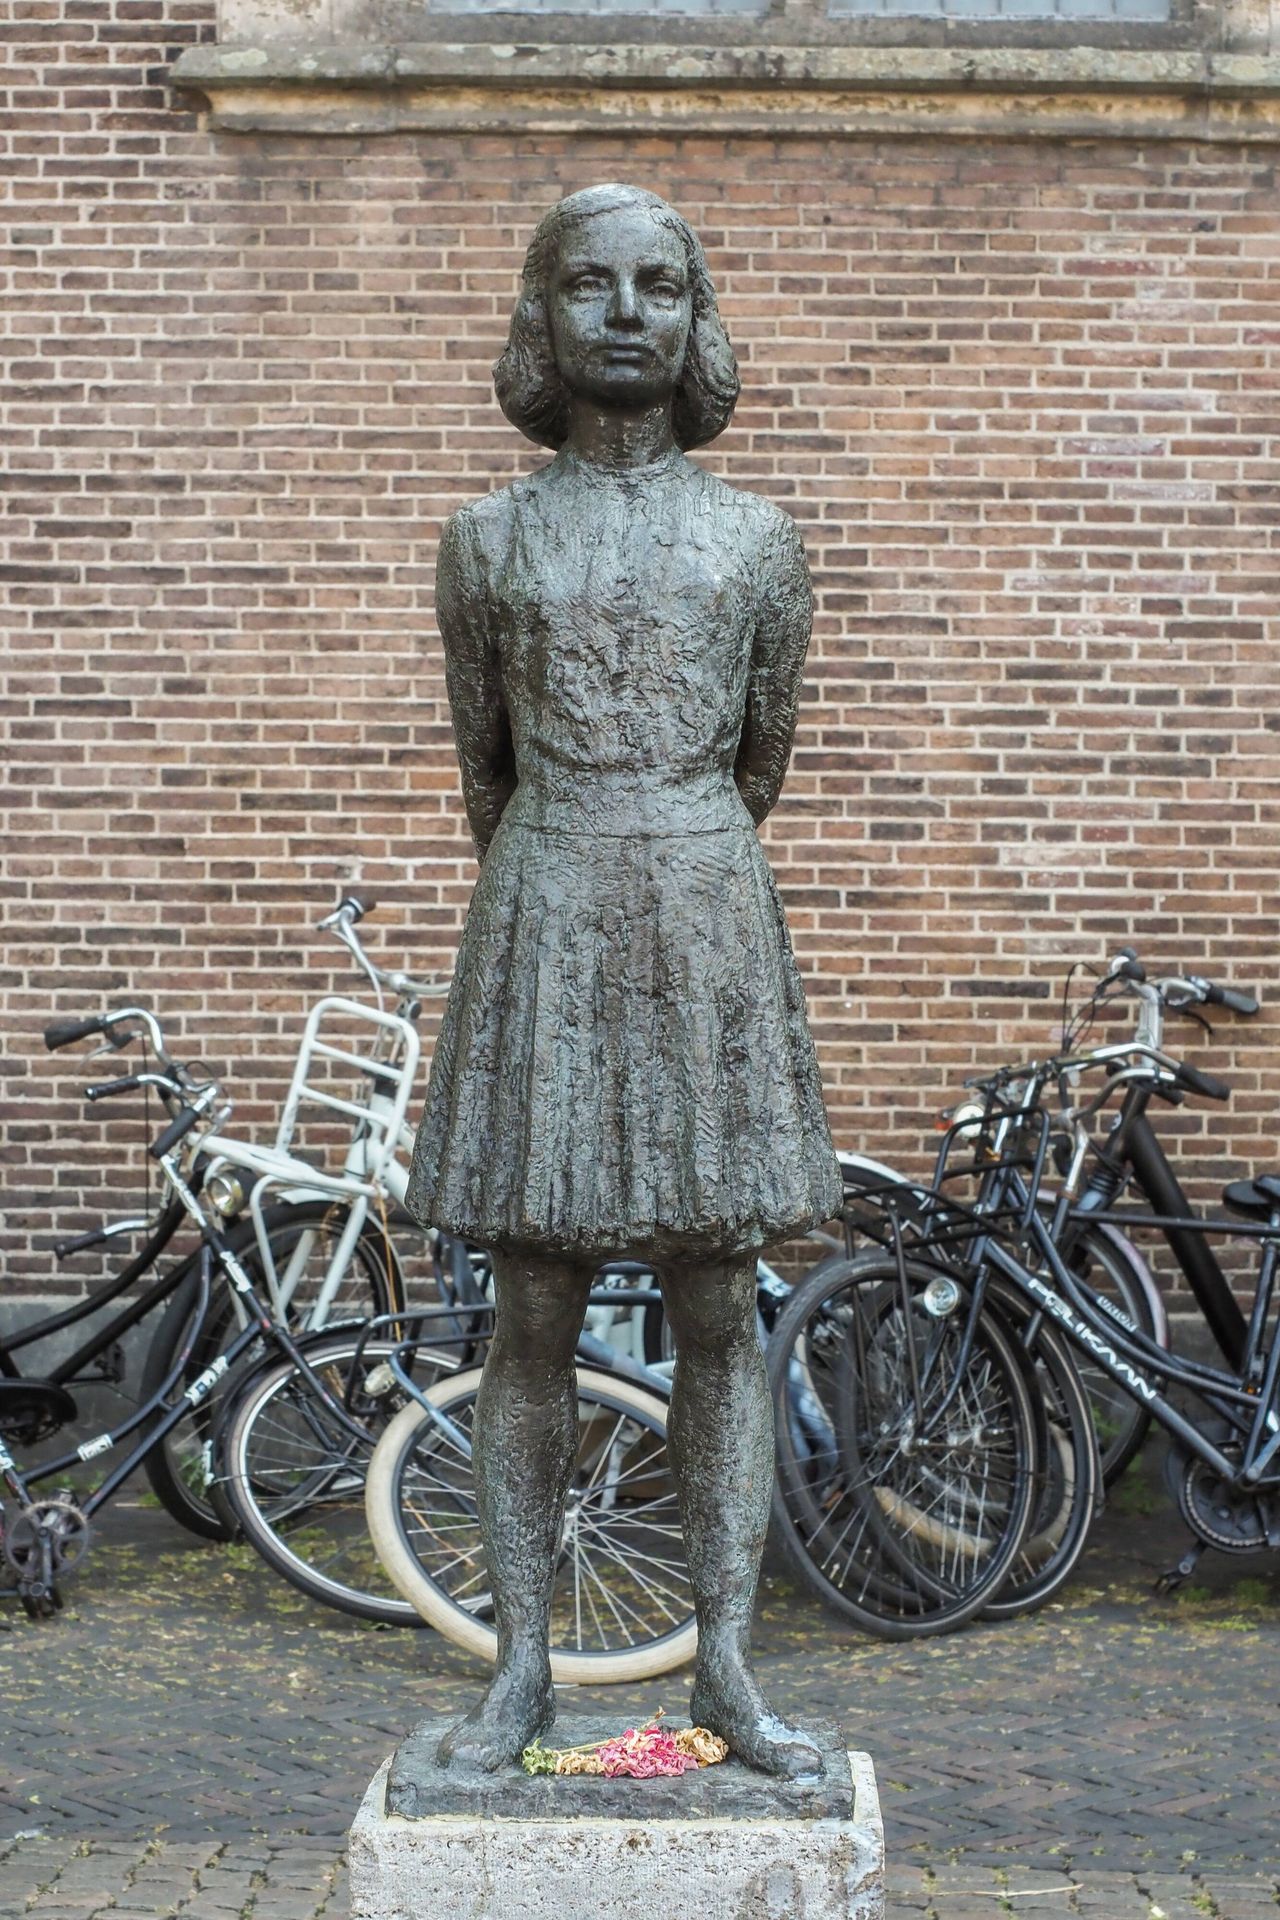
xmin=494 ymin=185 xmax=740 ymax=453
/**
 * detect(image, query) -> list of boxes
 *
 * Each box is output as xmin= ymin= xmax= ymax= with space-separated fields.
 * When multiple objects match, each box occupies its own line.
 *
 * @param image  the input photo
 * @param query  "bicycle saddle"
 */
xmin=1221 ymin=1175 xmax=1280 ymax=1219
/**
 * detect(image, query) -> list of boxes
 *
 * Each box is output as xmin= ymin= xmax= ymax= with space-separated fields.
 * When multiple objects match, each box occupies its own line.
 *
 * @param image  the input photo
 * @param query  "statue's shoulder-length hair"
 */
xmin=493 ymin=185 xmax=740 ymax=453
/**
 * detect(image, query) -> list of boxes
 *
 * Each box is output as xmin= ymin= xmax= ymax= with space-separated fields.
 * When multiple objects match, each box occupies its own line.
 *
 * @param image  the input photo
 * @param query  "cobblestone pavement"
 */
xmin=2 ymin=1454 xmax=1278 ymax=1919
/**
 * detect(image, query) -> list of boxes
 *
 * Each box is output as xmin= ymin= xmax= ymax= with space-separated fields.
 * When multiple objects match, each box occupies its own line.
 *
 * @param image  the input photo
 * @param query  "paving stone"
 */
xmin=2 ymin=1494 xmax=1278 ymax=1918
xmin=1140 ymin=1874 xmax=1220 ymax=1919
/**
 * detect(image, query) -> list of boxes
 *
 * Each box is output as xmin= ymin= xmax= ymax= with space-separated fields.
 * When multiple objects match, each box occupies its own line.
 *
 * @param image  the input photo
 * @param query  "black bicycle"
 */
xmin=770 ymin=949 xmax=1274 ymax=1635
xmin=767 ymin=1095 xmax=1081 ymax=1639
xmin=2 ymin=1013 xmax=407 ymax=1617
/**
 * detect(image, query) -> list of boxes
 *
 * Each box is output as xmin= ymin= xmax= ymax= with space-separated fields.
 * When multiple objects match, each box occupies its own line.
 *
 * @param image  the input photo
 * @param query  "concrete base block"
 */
xmin=348 ymin=1716 xmax=884 ymax=1920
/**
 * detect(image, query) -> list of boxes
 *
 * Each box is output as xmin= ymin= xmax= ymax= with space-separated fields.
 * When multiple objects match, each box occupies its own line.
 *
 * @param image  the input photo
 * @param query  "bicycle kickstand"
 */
xmin=1154 ymin=1538 xmax=1204 ymax=1596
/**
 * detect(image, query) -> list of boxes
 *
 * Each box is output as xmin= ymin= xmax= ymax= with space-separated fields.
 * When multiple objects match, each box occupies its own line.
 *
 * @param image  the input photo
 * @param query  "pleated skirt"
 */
xmin=405 ymin=817 xmax=842 ymax=1263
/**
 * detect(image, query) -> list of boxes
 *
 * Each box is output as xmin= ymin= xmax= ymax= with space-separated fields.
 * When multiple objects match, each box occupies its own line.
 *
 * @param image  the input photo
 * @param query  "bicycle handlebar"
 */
xmin=317 ymin=896 xmax=450 ymax=1003
xmin=1101 ymin=951 xmax=1258 ymax=1018
xmin=1185 ymin=974 xmax=1259 ymax=1017
xmin=84 ymin=1073 xmax=144 ymax=1101
xmin=44 ymin=1014 xmax=109 ymax=1050
xmin=44 ymin=1004 xmax=176 ymax=1066
xmin=149 ymin=1104 xmax=204 ymax=1159
xmin=981 ymin=1040 xmax=1228 ymax=1125
xmin=1172 ymin=1061 xmax=1231 ymax=1102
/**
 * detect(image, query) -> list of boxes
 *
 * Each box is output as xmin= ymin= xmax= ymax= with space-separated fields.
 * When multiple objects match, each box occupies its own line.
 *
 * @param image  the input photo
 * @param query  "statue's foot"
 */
xmin=437 ymin=1661 xmax=556 ymax=1773
xmin=690 ymin=1648 xmax=822 ymax=1780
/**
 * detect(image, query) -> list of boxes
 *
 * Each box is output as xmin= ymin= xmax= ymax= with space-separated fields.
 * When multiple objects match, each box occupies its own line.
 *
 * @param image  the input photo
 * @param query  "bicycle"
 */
xmin=359 ymin=1296 xmax=694 ymax=1680
xmin=2 ymin=990 xmax=420 ymax=1618
xmin=136 ymin=894 xmax=458 ymax=1536
xmin=773 ymin=949 xmax=1272 ymax=1632
xmin=766 ymin=1099 xmax=1066 ymax=1639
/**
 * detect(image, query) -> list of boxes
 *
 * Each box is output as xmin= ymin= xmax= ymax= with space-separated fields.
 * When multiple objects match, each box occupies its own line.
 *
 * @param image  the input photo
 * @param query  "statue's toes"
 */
xmin=752 ymin=1727 xmax=824 ymax=1780
xmin=437 ymin=1734 xmax=511 ymax=1774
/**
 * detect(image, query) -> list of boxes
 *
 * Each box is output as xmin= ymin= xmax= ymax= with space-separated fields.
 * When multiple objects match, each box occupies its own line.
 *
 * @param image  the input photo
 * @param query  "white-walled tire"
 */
xmin=365 ymin=1365 xmax=698 ymax=1684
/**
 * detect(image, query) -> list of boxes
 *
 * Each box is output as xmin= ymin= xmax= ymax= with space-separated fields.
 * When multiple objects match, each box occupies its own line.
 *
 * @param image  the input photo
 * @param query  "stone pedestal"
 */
xmin=348 ymin=1716 xmax=884 ymax=1920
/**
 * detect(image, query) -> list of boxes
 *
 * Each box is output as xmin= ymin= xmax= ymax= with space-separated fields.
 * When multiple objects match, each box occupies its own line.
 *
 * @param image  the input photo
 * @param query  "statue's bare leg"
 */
xmin=662 ymin=1256 xmax=823 ymax=1779
xmin=438 ymin=1246 xmax=593 ymax=1772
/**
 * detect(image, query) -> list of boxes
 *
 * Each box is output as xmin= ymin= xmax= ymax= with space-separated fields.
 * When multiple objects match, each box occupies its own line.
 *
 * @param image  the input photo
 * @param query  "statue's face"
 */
xmin=547 ymin=204 xmax=693 ymax=414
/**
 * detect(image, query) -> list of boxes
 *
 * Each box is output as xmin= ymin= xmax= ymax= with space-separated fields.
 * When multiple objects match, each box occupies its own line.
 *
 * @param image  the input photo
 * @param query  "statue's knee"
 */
xmin=488 ymin=1248 xmax=590 ymax=1370
xmin=662 ymin=1260 xmax=759 ymax=1358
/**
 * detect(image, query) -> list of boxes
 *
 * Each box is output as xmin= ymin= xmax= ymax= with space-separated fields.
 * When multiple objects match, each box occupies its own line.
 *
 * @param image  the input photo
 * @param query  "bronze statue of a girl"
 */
xmin=407 ymin=184 xmax=842 ymax=1778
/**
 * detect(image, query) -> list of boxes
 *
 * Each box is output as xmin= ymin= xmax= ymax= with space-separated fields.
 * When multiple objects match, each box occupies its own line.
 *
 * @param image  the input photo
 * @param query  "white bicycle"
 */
xmin=363 ymin=1314 xmax=697 ymax=1683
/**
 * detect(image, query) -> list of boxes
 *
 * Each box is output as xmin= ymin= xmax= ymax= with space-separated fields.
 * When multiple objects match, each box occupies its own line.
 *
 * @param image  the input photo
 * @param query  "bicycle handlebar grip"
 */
xmin=149 ymin=1105 xmax=201 ymax=1158
xmin=1204 ymin=982 xmax=1259 ymax=1017
xmin=44 ymin=1015 xmax=106 ymax=1050
xmin=340 ymin=891 xmax=378 ymax=921
xmin=84 ymin=1074 xmax=142 ymax=1102
xmin=1175 ymin=1063 xmax=1231 ymax=1102
xmin=1147 ymin=1078 xmax=1184 ymax=1105
xmin=1115 ymin=952 xmax=1147 ymax=984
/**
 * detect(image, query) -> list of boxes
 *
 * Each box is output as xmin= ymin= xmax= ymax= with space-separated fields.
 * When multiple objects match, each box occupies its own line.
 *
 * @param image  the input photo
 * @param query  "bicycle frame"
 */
xmin=915 ymin=1184 xmax=1280 ymax=1498
xmin=0 ymin=1161 xmax=381 ymax=1523
xmin=1085 ymin=1095 xmax=1248 ymax=1369
xmin=1 ymin=1246 xmax=257 ymax=1516
xmin=0 ymin=1194 xmax=191 ymax=1387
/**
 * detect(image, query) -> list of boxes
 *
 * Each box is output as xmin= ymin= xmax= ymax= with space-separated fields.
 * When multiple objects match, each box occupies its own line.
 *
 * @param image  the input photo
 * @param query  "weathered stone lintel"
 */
xmin=170 ymin=41 xmax=1280 ymax=138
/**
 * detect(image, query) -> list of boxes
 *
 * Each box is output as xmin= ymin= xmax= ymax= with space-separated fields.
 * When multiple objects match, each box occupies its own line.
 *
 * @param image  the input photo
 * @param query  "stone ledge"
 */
xmin=386 ymin=1714 xmax=859 ymax=1821
xmin=348 ymin=1721 xmax=886 ymax=1920
xmin=169 ymin=40 xmax=1280 ymax=137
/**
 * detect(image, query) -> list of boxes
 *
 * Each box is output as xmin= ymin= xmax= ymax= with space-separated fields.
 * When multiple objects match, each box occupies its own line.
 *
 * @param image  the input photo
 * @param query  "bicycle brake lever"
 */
xmin=85 ymin=1031 xmax=132 ymax=1058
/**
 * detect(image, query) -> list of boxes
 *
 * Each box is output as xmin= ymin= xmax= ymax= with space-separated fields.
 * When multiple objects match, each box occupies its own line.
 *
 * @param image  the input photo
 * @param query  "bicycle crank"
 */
xmin=2 ymin=1497 xmax=92 ymax=1619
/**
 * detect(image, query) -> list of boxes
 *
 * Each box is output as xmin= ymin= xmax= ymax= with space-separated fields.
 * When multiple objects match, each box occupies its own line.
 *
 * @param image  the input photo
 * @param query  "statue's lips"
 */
xmin=597 ymin=344 xmax=655 ymax=362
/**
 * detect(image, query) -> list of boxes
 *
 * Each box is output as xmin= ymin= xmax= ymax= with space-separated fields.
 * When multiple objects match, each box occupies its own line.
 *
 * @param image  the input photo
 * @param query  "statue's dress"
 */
xmin=406 ymin=449 xmax=842 ymax=1262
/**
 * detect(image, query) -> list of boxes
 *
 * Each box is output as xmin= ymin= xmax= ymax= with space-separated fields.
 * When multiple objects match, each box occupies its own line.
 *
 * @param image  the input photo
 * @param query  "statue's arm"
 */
xmin=734 ymin=510 xmax=814 ymax=827
xmin=437 ymin=509 xmax=517 ymax=863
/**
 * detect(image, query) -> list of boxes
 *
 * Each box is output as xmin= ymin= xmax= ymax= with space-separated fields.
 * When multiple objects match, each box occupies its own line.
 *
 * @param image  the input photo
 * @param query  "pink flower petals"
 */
xmin=596 ymin=1726 xmax=699 ymax=1779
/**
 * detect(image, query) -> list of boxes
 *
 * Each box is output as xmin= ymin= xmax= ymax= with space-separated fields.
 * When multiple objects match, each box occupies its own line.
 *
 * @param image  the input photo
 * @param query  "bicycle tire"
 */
xmin=365 ymin=1365 xmax=698 ymax=1683
xmin=140 ymin=1200 xmax=405 ymax=1541
xmin=975 ymin=1299 xmax=1100 ymax=1618
xmin=767 ymin=1253 xmax=1038 ymax=1640
xmin=213 ymin=1331 xmax=435 ymax=1626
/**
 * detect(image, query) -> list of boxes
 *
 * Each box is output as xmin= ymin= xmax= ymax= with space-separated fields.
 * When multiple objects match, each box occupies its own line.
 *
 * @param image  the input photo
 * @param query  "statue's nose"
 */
xmin=607 ymin=276 xmax=641 ymax=326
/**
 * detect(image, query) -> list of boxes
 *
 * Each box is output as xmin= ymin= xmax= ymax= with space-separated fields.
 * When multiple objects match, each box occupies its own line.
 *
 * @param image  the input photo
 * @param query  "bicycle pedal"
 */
xmin=1154 ymin=1541 xmax=1203 ymax=1595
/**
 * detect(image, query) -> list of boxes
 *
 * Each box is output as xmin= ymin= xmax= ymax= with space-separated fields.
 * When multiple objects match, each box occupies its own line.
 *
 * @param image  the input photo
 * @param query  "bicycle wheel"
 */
xmin=977 ymin=1302 xmax=1100 ymax=1618
xmin=214 ymin=1330 xmax=455 ymax=1625
xmin=767 ymin=1254 xmax=1037 ymax=1639
xmin=365 ymin=1365 xmax=698 ymax=1683
xmin=141 ymin=1200 xmax=407 ymax=1541
xmin=841 ymin=1162 xmax=1161 ymax=1489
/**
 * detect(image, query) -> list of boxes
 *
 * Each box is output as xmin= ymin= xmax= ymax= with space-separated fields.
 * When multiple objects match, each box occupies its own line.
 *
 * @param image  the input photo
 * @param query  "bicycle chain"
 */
xmin=1176 ymin=1447 xmax=1269 ymax=1554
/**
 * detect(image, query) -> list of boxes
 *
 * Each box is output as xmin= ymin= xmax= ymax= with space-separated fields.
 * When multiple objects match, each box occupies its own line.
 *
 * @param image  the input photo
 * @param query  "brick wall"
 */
xmin=3 ymin=0 xmax=1279 ymax=1332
